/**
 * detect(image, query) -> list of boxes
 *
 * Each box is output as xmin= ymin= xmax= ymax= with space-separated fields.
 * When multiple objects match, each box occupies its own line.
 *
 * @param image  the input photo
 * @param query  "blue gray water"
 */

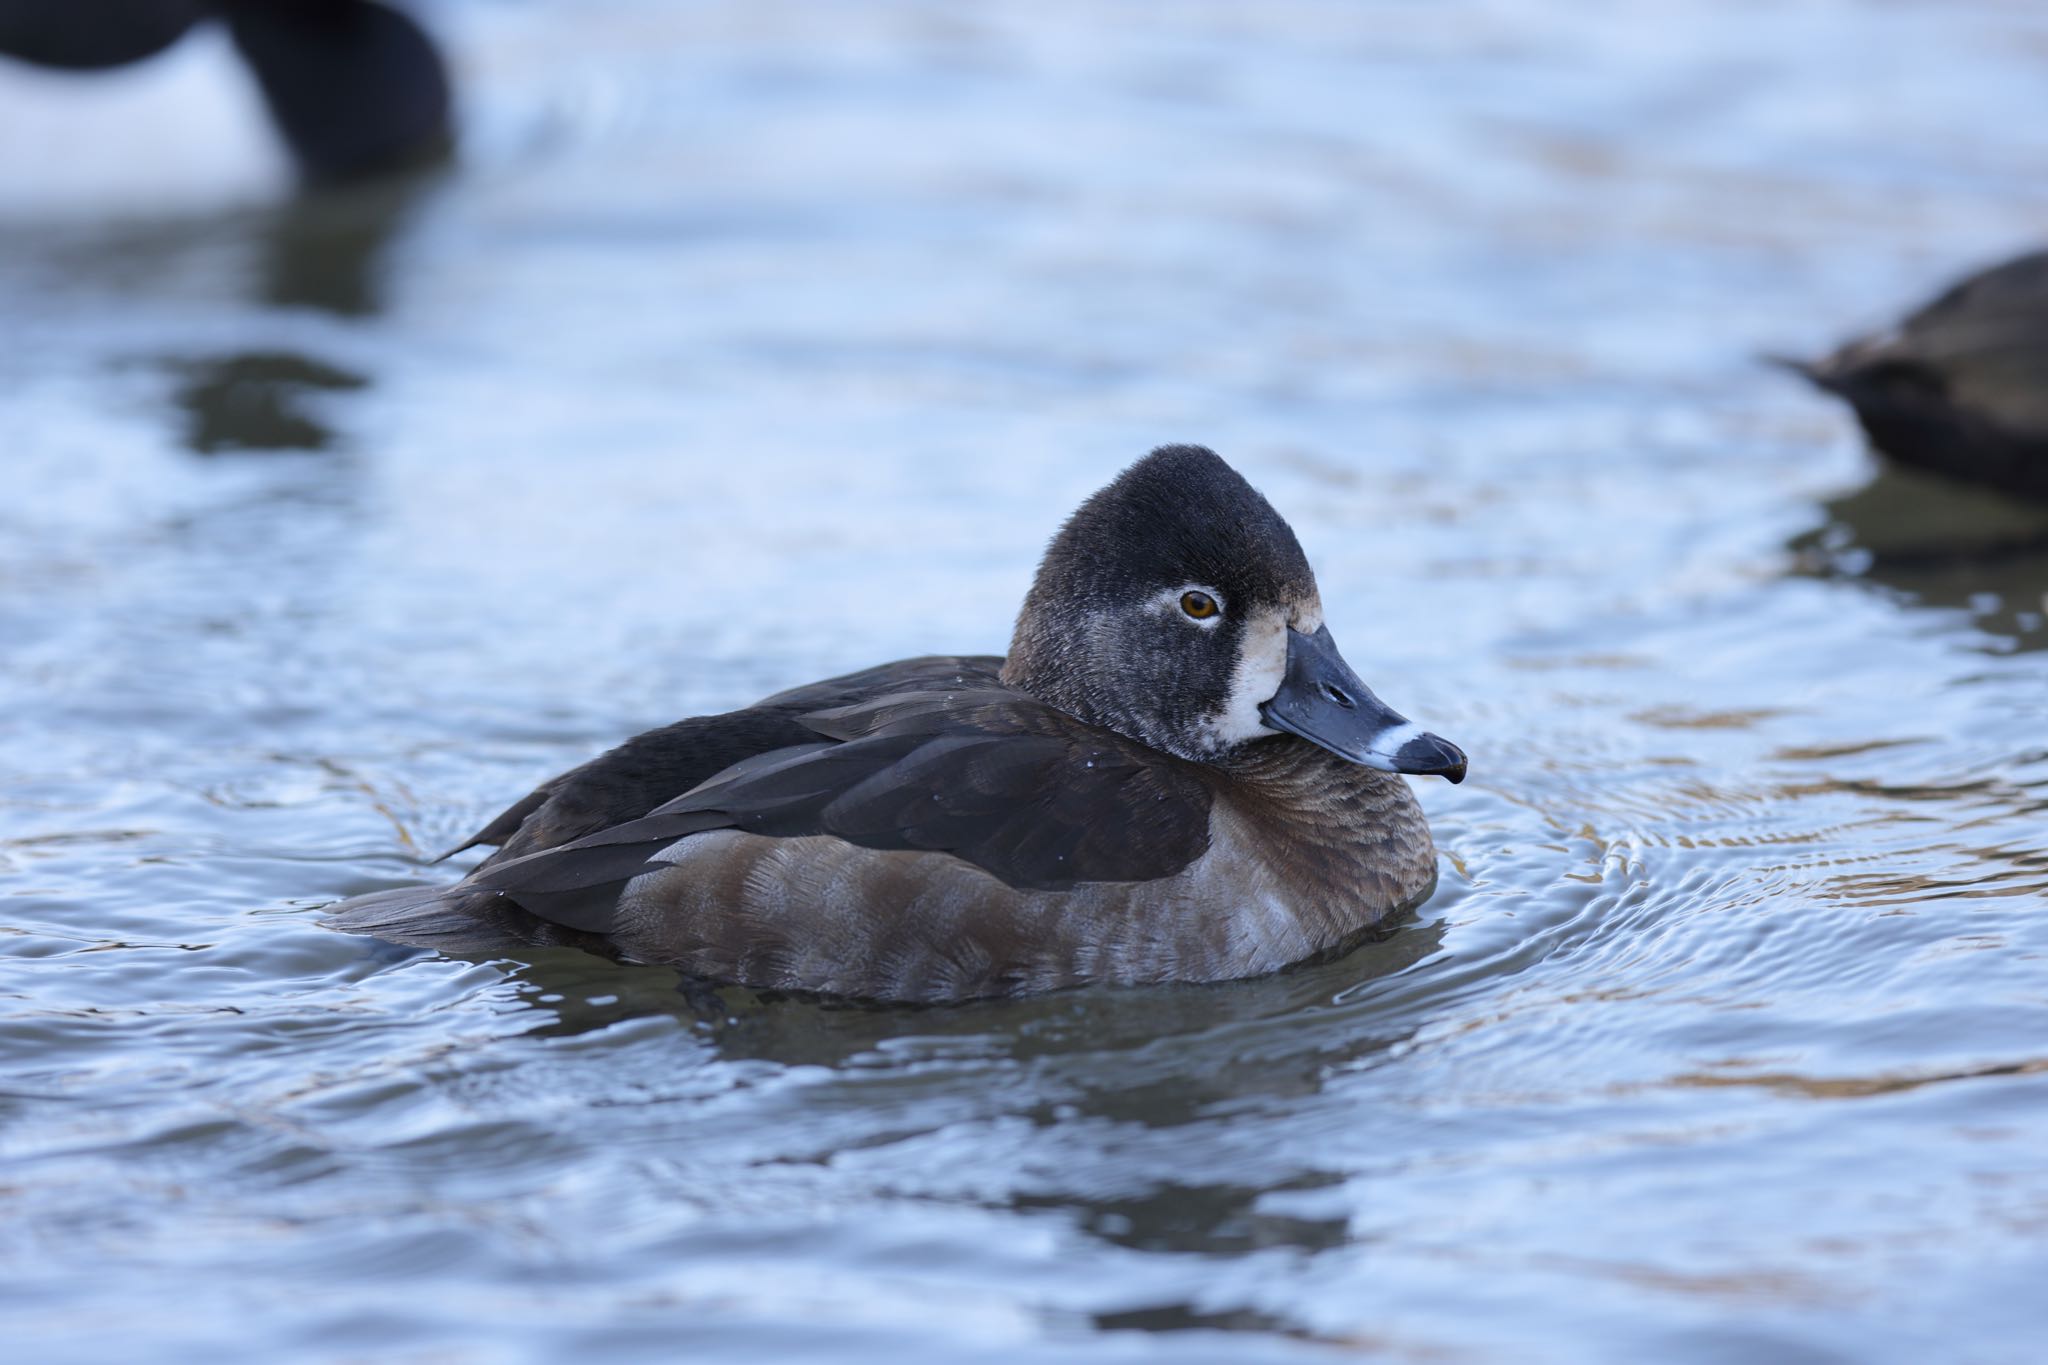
xmin=5 ymin=3 xmax=2048 ymax=1361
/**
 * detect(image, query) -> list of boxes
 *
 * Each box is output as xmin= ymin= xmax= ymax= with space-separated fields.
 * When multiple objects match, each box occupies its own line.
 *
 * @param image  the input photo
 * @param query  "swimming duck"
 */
xmin=1781 ymin=250 xmax=2048 ymax=503
xmin=326 ymin=445 xmax=1467 ymax=1003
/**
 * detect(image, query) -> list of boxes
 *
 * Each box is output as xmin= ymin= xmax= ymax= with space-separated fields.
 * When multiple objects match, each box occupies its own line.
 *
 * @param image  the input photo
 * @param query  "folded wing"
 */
xmin=470 ymin=686 xmax=1215 ymax=934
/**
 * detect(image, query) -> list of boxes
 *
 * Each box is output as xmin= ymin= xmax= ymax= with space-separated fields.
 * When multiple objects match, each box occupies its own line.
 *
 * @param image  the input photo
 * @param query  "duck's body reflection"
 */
xmin=1789 ymin=464 xmax=2048 ymax=652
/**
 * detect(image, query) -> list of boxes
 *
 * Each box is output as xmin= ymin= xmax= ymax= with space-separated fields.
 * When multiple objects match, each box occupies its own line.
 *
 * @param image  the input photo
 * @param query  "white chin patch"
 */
xmin=1204 ymin=606 xmax=1290 ymax=747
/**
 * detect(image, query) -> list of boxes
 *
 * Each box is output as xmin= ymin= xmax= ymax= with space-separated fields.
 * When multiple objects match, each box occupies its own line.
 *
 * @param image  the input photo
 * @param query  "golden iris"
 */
xmin=1180 ymin=590 xmax=1219 ymax=620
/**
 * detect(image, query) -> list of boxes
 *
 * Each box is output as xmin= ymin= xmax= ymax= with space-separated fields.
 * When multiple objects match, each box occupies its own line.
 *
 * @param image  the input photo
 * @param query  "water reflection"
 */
xmin=1092 ymin=1300 xmax=1334 ymax=1345
xmin=198 ymin=167 xmax=441 ymax=451
xmin=166 ymin=349 xmax=368 ymax=453
xmin=1025 ymin=1174 xmax=1351 ymax=1258
xmin=1788 ymin=464 xmax=2048 ymax=651
xmin=499 ymin=911 xmax=1448 ymax=1072
xmin=1675 ymin=1055 xmax=2048 ymax=1100
xmin=182 ymin=167 xmax=446 ymax=451
xmin=259 ymin=167 xmax=446 ymax=317
xmin=16 ymin=163 xmax=446 ymax=453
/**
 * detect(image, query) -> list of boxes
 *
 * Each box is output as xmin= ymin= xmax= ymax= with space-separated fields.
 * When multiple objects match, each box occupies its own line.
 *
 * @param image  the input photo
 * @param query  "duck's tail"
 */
xmin=322 ymin=882 xmax=566 ymax=957
xmin=1760 ymin=351 xmax=1837 ymax=391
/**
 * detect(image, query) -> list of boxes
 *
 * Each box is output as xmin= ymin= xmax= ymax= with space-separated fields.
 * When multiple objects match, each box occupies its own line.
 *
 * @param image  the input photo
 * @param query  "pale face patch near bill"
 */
xmin=1201 ymin=594 xmax=1322 ymax=751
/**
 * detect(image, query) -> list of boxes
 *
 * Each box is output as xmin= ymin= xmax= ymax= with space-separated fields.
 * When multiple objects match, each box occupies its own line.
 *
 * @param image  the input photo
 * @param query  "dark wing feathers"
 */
xmin=468 ymin=686 xmax=1215 ymax=934
xmin=436 ymin=786 xmax=549 ymax=861
xmin=797 ymin=688 xmax=1004 ymax=741
xmin=464 ymin=808 xmax=735 ymax=932
xmin=449 ymin=708 xmax=821 ymax=866
xmin=783 ymin=687 xmax=1214 ymax=888
xmin=752 ymin=655 xmax=1004 ymax=711
xmin=818 ymin=733 xmax=1072 ymax=855
xmin=444 ymin=656 xmax=1004 ymax=864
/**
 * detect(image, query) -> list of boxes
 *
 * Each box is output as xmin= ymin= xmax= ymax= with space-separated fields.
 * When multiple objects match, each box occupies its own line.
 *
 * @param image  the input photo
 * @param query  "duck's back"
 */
xmin=455 ymin=655 xmax=1008 ymax=865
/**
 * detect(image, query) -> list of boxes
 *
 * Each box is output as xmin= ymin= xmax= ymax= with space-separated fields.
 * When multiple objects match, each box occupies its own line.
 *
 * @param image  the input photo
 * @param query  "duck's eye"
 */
xmin=1179 ymin=590 xmax=1220 ymax=620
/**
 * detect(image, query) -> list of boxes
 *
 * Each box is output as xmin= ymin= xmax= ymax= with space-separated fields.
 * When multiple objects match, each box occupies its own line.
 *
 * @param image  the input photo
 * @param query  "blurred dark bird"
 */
xmin=1778 ymin=251 xmax=2048 ymax=503
xmin=325 ymin=446 xmax=1468 ymax=1005
xmin=0 ymin=0 xmax=452 ymax=182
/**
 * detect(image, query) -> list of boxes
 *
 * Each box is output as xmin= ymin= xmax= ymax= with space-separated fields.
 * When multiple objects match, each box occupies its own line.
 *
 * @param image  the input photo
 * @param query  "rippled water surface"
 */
xmin=6 ymin=3 xmax=2048 ymax=1360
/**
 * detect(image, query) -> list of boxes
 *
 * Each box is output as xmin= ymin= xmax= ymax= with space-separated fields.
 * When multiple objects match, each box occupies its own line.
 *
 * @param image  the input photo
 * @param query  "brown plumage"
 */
xmin=323 ymin=445 xmax=1465 ymax=1003
xmin=1784 ymin=250 xmax=2048 ymax=502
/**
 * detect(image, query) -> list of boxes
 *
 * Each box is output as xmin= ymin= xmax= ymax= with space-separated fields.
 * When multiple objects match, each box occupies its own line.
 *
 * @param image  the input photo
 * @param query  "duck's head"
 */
xmin=1001 ymin=444 xmax=1466 ymax=781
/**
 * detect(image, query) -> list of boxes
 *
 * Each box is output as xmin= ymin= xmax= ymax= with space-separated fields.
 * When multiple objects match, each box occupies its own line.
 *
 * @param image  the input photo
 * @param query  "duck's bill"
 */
xmin=1258 ymin=626 xmax=1467 ymax=783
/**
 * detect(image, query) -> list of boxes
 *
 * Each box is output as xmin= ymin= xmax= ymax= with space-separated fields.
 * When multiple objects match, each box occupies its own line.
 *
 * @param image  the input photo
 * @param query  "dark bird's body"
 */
xmin=0 ymin=0 xmax=452 ymax=183
xmin=326 ymin=447 xmax=1465 ymax=1004
xmin=1786 ymin=251 xmax=2048 ymax=502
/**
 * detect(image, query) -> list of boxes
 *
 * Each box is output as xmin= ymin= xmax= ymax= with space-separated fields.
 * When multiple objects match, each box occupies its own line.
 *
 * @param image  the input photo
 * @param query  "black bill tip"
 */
xmin=1394 ymin=731 xmax=1467 ymax=784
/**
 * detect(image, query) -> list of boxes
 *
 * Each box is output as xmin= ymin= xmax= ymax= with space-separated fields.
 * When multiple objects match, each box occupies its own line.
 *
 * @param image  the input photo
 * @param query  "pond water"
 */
xmin=5 ymin=2 xmax=2048 ymax=1360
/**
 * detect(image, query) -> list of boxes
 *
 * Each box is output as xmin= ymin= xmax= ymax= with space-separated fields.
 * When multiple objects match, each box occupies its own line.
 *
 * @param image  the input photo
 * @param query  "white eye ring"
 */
xmin=1157 ymin=584 xmax=1225 ymax=629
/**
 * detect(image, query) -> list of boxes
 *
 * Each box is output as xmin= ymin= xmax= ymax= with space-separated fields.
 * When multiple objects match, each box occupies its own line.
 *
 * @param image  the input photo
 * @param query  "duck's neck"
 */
xmin=1217 ymin=735 xmax=1408 ymax=817
xmin=999 ymin=649 xmax=1190 ymax=759
xmin=1215 ymin=736 xmax=1437 ymax=914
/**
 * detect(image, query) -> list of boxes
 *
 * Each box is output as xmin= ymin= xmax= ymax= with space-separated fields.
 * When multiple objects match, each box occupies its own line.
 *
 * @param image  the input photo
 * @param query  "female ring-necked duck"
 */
xmin=1781 ymin=251 xmax=2048 ymax=503
xmin=326 ymin=445 xmax=1467 ymax=1003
